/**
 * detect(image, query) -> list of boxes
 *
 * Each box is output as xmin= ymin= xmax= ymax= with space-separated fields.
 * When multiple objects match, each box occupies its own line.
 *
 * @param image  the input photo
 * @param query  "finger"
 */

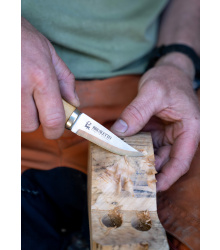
xmin=111 ymin=85 xmax=163 ymax=136
xmin=47 ymin=41 xmax=80 ymax=107
xmin=21 ymin=92 xmax=39 ymax=132
xmin=155 ymin=145 xmax=171 ymax=171
xmin=33 ymin=63 xmax=65 ymax=139
xmin=156 ymin=129 xmax=199 ymax=192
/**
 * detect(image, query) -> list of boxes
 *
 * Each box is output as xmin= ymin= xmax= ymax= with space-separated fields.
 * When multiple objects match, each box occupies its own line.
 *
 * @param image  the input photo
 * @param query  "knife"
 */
xmin=62 ymin=100 xmax=143 ymax=157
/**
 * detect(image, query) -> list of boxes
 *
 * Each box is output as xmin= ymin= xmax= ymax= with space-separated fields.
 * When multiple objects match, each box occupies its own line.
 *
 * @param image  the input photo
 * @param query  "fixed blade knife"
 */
xmin=63 ymin=100 xmax=143 ymax=157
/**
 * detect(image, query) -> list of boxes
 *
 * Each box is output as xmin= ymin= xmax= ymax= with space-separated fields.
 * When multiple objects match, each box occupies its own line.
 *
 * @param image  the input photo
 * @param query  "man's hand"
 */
xmin=111 ymin=54 xmax=200 ymax=192
xmin=21 ymin=17 xmax=80 ymax=139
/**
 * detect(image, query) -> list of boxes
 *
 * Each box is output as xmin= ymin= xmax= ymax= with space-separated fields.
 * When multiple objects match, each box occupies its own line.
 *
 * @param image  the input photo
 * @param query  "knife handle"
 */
xmin=62 ymin=99 xmax=76 ymax=122
xmin=62 ymin=99 xmax=81 ymax=130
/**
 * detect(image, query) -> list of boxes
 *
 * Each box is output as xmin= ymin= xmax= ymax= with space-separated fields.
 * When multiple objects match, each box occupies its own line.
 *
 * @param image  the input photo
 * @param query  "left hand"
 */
xmin=111 ymin=57 xmax=200 ymax=192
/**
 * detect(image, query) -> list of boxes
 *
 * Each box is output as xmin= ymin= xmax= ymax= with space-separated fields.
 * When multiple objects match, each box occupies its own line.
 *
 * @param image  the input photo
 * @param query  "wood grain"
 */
xmin=88 ymin=133 xmax=169 ymax=250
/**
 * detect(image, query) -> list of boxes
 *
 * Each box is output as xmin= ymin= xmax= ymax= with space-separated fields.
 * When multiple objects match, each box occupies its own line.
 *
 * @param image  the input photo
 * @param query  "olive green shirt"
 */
xmin=22 ymin=0 xmax=168 ymax=79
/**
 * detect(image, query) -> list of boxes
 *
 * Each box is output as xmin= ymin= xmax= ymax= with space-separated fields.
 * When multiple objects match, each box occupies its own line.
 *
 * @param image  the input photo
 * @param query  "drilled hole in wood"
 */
xmin=101 ymin=213 xmax=122 ymax=228
xmin=131 ymin=211 xmax=152 ymax=231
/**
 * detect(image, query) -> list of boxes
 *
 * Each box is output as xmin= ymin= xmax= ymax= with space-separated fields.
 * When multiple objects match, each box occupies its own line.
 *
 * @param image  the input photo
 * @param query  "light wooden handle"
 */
xmin=62 ymin=99 xmax=76 ymax=122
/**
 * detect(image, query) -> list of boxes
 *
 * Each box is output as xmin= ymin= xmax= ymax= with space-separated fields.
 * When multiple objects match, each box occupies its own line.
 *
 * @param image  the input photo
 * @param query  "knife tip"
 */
xmin=126 ymin=150 xmax=144 ymax=157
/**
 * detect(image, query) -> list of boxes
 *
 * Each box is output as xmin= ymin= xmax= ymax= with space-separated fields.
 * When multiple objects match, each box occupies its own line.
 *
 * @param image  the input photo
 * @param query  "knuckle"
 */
xmin=66 ymin=71 xmax=75 ymax=83
xmin=21 ymin=122 xmax=39 ymax=133
xmin=43 ymin=112 xmax=64 ymax=130
xmin=148 ymin=79 xmax=164 ymax=95
xmin=161 ymin=181 xmax=171 ymax=191
xmin=21 ymin=108 xmax=39 ymax=132
xmin=180 ymin=164 xmax=190 ymax=176
xmin=31 ymin=67 xmax=49 ymax=92
xmin=170 ymin=157 xmax=190 ymax=178
xmin=60 ymin=68 xmax=75 ymax=85
xmin=32 ymin=67 xmax=47 ymax=82
xmin=159 ymin=174 xmax=172 ymax=191
xmin=176 ymin=159 xmax=189 ymax=176
xmin=124 ymin=103 xmax=145 ymax=125
xmin=70 ymin=75 xmax=75 ymax=87
xmin=140 ymin=79 xmax=165 ymax=106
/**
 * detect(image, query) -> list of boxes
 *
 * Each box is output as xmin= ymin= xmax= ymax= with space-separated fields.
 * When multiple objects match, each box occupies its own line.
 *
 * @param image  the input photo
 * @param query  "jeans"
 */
xmin=21 ymin=167 xmax=90 ymax=250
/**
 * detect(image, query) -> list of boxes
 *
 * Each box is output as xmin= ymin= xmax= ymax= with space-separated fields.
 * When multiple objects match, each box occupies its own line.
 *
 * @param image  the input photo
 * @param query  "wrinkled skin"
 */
xmin=21 ymin=17 xmax=80 ymax=139
xmin=22 ymin=18 xmax=199 ymax=192
xmin=111 ymin=63 xmax=200 ymax=191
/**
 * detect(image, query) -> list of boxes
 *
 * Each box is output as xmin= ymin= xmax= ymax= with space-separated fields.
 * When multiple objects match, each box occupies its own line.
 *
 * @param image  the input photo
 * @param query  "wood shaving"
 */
xmin=146 ymin=168 xmax=157 ymax=175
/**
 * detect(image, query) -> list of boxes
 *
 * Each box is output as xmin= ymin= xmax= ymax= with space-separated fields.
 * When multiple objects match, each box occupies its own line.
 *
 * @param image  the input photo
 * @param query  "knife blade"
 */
xmin=62 ymin=100 xmax=143 ymax=157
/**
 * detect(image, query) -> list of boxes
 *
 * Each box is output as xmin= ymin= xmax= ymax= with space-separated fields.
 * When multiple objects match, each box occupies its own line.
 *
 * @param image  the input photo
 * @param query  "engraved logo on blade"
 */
xmin=84 ymin=121 xmax=112 ymax=141
xmin=91 ymin=126 xmax=112 ymax=141
xmin=85 ymin=121 xmax=92 ymax=130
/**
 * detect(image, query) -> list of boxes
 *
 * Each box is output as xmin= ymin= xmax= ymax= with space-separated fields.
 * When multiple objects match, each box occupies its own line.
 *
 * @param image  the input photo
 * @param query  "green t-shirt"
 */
xmin=22 ymin=0 xmax=168 ymax=79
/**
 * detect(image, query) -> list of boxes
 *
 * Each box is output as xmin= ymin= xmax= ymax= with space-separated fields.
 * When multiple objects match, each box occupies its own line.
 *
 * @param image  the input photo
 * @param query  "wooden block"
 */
xmin=88 ymin=132 xmax=169 ymax=250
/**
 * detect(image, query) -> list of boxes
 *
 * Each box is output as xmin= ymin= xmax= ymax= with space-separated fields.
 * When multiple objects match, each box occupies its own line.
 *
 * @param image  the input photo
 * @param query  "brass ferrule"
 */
xmin=65 ymin=109 xmax=81 ymax=130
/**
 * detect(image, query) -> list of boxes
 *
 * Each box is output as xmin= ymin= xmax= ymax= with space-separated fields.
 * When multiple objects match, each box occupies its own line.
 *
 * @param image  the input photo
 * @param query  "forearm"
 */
xmin=156 ymin=0 xmax=200 ymax=79
xmin=158 ymin=0 xmax=200 ymax=52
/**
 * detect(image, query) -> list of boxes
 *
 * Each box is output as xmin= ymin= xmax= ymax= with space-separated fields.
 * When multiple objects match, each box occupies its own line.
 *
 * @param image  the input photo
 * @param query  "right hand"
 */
xmin=21 ymin=17 xmax=80 ymax=139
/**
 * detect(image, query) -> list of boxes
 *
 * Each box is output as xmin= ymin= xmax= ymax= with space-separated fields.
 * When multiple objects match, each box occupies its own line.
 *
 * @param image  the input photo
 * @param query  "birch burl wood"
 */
xmin=88 ymin=133 xmax=169 ymax=250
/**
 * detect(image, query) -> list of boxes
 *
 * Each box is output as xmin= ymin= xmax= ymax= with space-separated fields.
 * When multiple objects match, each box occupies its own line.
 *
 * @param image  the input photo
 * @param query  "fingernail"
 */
xmin=111 ymin=119 xmax=128 ymax=133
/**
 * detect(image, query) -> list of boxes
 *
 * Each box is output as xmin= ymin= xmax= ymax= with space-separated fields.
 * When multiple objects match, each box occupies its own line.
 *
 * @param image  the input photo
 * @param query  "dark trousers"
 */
xmin=21 ymin=167 xmax=90 ymax=250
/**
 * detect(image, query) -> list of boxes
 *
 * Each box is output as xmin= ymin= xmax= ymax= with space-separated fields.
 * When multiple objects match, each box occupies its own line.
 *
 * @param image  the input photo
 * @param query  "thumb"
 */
xmin=111 ymin=91 xmax=159 ymax=136
xmin=47 ymin=40 xmax=80 ymax=107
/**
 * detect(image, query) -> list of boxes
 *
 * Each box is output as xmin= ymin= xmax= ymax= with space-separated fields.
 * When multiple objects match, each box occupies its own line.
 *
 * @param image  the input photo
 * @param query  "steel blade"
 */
xmin=71 ymin=113 xmax=143 ymax=157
